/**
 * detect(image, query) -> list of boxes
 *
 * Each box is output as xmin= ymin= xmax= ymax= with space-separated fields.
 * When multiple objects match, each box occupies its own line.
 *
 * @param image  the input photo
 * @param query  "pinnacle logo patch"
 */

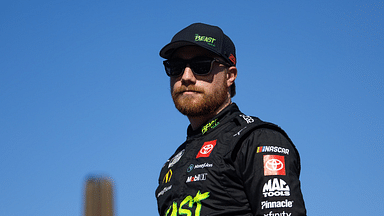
xmin=196 ymin=140 xmax=217 ymax=158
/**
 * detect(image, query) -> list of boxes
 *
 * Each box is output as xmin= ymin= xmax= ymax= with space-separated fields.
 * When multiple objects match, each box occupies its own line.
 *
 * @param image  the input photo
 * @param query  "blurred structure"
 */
xmin=84 ymin=176 xmax=114 ymax=216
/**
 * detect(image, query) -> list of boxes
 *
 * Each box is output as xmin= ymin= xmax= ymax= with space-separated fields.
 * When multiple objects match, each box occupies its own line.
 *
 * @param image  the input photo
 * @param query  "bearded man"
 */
xmin=155 ymin=23 xmax=306 ymax=216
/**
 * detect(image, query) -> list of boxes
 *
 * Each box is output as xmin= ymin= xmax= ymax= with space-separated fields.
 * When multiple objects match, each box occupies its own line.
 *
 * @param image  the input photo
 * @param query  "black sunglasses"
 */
xmin=163 ymin=57 xmax=230 ymax=77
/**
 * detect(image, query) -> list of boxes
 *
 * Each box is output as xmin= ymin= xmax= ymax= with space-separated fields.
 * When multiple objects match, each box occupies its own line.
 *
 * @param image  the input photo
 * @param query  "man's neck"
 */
xmin=187 ymin=100 xmax=232 ymax=131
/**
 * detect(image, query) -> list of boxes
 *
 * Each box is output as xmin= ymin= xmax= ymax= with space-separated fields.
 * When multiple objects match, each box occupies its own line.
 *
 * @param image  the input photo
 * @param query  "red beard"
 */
xmin=171 ymin=79 xmax=228 ymax=117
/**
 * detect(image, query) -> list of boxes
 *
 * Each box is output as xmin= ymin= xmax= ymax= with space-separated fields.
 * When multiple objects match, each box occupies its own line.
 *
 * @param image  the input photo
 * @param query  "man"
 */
xmin=155 ymin=23 xmax=306 ymax=216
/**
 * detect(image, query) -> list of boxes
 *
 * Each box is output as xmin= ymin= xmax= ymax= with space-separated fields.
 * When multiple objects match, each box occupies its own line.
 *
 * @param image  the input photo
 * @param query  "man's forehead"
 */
xmin=171 ymin=45 xmax=217 ymax=59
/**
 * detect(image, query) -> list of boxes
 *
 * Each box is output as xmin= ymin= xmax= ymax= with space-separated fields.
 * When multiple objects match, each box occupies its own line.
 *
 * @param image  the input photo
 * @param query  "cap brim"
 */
xmin=159 ymin=40 xmax=220 ymax=60
xmin=160 ymin=41 xmax=199 ymax=59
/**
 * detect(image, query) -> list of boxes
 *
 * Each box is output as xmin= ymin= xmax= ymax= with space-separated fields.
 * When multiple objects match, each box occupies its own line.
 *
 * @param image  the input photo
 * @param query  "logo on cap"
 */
xmin=229 ymin=54 xmax=236 ymax=65
xmin=195 ymin=34 xmax=216 ymax=47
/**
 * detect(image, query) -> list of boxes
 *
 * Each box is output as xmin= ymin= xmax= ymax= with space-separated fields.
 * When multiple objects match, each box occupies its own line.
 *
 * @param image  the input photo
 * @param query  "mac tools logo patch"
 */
xmin=262 ymin=178 xmax=290 ymax=197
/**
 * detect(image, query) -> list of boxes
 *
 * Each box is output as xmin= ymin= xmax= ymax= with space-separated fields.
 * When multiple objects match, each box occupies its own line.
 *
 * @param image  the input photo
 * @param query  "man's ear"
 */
xmin=227 ymin=66 xmax=237 ymax=87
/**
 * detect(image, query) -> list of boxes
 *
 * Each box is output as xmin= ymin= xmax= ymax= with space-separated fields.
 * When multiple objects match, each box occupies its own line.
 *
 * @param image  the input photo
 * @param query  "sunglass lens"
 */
xmin=164 ymin=58 xmax=215 ymax=77
xmin=164 ymin=60 xmax=185 ymax=77
xmin=190 ymin=60 xmax=212 ymax=75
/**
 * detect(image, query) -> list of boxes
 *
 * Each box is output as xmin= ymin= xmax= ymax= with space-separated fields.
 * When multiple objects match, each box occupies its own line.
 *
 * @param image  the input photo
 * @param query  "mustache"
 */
xmin=172 ymin=86 xmax=204 ymax=94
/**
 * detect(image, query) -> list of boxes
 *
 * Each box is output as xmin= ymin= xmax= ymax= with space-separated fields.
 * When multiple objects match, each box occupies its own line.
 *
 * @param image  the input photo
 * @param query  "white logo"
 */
xmin=186 ymin=173 xmax=208 ymax=183
xmin=187 ymin=163 xmax=213 ymax=172
xmin=200 ymin=144 xmax=214 ymax=155
xmin=233 ymin=126 xmax=247 ymax=137
xmin=265 ymin=159 xmax=284 ymax=171
xmin=240 ymin=114 xmax=254 ymax=124
xmin=258 ymin=146 xmax=289 ymax=155
xmin=261 ymin=199 xmax=293 ymax=209
xmin=264 ymin=211 xmax=292 ymax=216
xmin=168 ymin=149 xmax=184 ymax=168
xmin=194 ymin=163 xmax=213 ymax=169
xmin=157 ymin=185 xmax=172 ymax=197
xmin=263 ymin=178 xmax=290 ymax=197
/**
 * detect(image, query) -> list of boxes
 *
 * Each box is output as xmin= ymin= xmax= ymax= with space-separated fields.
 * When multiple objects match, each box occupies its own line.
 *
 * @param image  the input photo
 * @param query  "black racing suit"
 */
xmin=155 ymin=104 xmax=306 ymax=216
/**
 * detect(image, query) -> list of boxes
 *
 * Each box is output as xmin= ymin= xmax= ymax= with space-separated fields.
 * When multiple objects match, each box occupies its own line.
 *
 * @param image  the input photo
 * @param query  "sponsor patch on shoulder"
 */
xmin=263 ymin=178 xmax=290 ymax=197
xmin=257 ymin=146 xmax=290 ymax=155
xmin=263 ymin=155 xmax=286 ymax=176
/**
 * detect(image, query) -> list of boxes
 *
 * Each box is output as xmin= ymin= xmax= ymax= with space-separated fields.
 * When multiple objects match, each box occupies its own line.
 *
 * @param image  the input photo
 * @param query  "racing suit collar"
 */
xmin=186 ymin=103 xmax=241 ymax=138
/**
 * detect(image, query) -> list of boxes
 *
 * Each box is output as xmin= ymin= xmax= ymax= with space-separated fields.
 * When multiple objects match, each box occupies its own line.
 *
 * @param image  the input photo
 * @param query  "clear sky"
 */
xmin=1 ymin=0 xmax=383 ymax=215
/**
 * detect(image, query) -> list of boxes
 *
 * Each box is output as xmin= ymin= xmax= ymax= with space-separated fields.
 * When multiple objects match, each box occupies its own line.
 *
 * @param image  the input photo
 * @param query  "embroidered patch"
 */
xmin=196 ymin=140 xmax=217 ymax=158
xmin=263 ymin=155 xmax=286 ymax=176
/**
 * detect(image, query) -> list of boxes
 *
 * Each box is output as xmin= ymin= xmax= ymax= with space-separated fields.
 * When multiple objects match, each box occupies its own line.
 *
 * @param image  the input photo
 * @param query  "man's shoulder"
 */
xmin=228 ymin=111 xmax=295 ymax=147
xmin=231 ymin=112 xmax=281 ymax=134
xmin=236 ymin=114 xmax=293 ymax=145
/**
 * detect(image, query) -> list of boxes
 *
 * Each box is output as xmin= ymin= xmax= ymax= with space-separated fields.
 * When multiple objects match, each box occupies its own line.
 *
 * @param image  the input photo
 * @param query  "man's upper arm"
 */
xmin=234 ymin=128 xmax=306 ymax=216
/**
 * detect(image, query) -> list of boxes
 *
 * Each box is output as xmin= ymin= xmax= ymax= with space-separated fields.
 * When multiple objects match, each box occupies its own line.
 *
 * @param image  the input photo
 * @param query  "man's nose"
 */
xmin=181 ymin=65 xmax=196 ymax=82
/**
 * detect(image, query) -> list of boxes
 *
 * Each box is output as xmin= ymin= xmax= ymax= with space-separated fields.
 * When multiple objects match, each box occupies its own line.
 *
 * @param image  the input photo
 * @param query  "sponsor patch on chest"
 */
xmin=196 ymin=140 xmax=217 ymax=158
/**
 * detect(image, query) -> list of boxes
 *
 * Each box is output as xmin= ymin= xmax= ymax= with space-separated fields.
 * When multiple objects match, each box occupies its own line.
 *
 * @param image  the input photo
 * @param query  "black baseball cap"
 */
xmin=160 ymin=23 xmax=236 ymax=66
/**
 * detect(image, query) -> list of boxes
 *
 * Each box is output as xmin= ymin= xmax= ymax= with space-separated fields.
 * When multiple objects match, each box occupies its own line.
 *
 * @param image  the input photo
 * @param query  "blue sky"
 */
xmin=1 ymin=0 xmax=383 ymax=215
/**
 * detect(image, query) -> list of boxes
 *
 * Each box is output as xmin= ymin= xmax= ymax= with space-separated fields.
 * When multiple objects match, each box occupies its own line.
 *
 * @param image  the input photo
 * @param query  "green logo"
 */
xmin=195 ymin=34 xmax=216 ymax=47
xmin=164 ymin=191 xmax=210 ymax=216
xmin=201 ymin=119 xmax=219 ymax=134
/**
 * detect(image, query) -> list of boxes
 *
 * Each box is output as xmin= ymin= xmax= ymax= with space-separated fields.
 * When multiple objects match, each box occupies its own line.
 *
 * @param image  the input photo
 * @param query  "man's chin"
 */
xmin=171 ymin=83 xmax=228 ymax=117
xmin=173 ymin=94 xmax=201 ymax=104
xmin=173 ymin=98 xmax=206 ymax=117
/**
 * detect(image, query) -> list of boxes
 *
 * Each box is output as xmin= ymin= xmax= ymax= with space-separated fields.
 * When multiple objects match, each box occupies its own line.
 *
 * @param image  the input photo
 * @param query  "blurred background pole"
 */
xmin=84 ymin=176 xmax=114 ymax=216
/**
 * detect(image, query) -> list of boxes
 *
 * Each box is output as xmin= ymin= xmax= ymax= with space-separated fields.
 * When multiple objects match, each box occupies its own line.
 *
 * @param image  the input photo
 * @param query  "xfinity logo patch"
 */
xmin=261 ymin=199 xmax=294 ymax=209
xmin=264 ymin=211 xmax=292 ymax=216
xmin=263 ymin=178 xmax=290 ymax=197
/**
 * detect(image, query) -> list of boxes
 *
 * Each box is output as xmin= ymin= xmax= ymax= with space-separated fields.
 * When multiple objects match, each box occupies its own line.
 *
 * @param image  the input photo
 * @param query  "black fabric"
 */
xmin=160 ymin=23 xmax=236 ymax=66
xmin=155 ymin=103 xmax=306 ymax=216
